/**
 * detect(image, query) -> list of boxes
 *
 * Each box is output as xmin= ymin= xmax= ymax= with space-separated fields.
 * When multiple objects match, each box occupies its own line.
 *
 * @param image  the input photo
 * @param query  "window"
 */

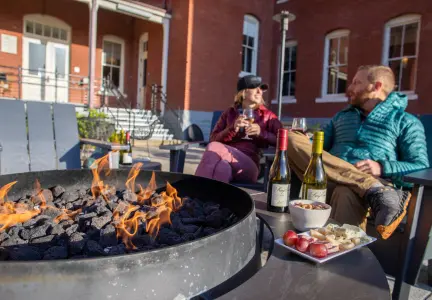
xmin=318 ymin=29 xmax=349 ymax=102
xmin=241 ymin=15 xmax=259 ymax=76
xmin=25 ymin=20 xmax=68 ymax=42
xmin=102 ymin=36 xmax=125 ymax=91
xmin=382 ymin=14 xmax=420 ymax=95
xmin=282 ymin=41 xmax=297 ymax=98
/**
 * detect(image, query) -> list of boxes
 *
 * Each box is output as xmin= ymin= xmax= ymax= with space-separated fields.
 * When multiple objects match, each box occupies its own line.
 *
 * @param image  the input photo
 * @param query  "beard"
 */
xmin=348 ymin=87 xmax=373 ymax=108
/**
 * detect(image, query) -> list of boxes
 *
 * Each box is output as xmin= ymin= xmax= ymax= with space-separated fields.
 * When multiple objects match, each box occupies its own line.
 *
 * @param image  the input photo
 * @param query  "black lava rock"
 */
xmin=61 ymin=191 xmax=79 ymax=203
xmin=84 ymin=240 xmax=105 ymax=257
xmin=50 ymin=185 xmax=65 ymax=198
xmin=43 ymin=246 xmax=68 ymax=260
xmin=65 ymin=224 xmax=79 ymax=236
xmin=9 ymin=246 xmax=42 ymax=261
xmin=29 ymin=223 xmax=51 ymax=239
xmin=68 ymin=232 xmax=87 ymax=255
xmin=103 ymin=244 xmax=126 ymax=256
xmin=50 ymin=224 xmax=65 ymax=236
xmin=41 ymin=207 xmax=62 ymax=219
xmin=0 ymin=232 xmax=9 ymax=243
xmin=99 ymin=225 xmax=117 ymax=248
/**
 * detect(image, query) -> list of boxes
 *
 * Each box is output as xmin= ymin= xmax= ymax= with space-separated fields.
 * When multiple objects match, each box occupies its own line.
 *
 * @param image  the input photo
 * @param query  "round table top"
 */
xmin=217 ymin=189 xmax=391 ymax=300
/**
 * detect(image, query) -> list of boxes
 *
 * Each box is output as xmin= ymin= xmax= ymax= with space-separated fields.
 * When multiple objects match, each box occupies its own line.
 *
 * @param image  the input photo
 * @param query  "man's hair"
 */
xmin=357 ymin=65 xmax=396 ymax=96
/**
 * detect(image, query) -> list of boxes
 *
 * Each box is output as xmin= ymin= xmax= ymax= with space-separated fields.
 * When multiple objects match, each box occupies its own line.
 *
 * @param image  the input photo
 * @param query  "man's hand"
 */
xmin=355 ymin=159 xmax=382 ymax=176
xmin=245 ymin=123 xmax=261 ymax=136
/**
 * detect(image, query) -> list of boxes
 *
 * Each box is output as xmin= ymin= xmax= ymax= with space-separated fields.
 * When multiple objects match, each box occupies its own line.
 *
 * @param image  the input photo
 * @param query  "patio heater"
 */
xmin=273 ymin=11 xmax=296 ymax=120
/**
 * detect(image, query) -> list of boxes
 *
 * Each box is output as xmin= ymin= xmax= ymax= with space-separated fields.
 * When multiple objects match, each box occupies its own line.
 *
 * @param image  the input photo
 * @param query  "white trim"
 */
xmin=401 ymin=91 xmax=419 ymax=100
xmin=137 ymin=32 xmax=148 ymax=109
xmin=23 ymin=14 xmax=71 ymax=44
xmin=315 ymin=95 xmax=348 ymax=103
xmin=276 ymin=0 xmax=289 ymax=3
xmin=271 ymin=96 xmax=297 ymax=104
xmin=241 ymin=15 xmax=259 ymax=76
xmin=102 ymin=35 xmax=125 ymax=93
xmin=382 ymin=14 xmax=421 ymax=93
xmin=321 ymin=29 xmax=350 ymax=99
xmin=161 ymin=17 xmax=170 ymax=114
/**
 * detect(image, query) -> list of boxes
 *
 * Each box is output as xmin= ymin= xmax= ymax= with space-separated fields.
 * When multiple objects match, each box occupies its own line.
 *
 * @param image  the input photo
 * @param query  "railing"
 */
xmin=0 ymin=65 xmax=107 ymax=106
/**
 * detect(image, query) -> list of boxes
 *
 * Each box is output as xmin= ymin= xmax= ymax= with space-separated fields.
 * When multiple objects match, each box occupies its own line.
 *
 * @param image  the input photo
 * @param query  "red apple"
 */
xmin=283 ymin=230 xmax=298 ymax=247
xmin=310 ymin=242 xmax=328 ymax=258
xmin=295 ymin=237 xmax=310 ymax=252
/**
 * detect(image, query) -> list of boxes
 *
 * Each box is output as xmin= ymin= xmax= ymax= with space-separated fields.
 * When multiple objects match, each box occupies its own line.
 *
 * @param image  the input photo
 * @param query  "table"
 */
xmin=393 ymin=169 xmax=432 ymax=300
xmin=218 ymin=189 xmax=391 ymax=300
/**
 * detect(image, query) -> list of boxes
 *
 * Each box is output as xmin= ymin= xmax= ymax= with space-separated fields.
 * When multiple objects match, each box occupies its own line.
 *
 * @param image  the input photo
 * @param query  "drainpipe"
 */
xmin=88 ymin=0 xmax=98 ymax=109
xmin=160 ymin=17 xmax=170 ymax=116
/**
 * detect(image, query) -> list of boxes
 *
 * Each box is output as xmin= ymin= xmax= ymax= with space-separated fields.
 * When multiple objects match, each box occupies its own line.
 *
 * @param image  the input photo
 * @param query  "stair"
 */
xmin=75 ymin=106 xmax=174 ymax=141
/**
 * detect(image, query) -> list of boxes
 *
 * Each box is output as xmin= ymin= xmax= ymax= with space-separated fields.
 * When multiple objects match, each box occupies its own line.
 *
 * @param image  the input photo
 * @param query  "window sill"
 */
xmin=400 ymin=91 xmax=418 ymax=100
xmin=271 ymin=96 xmax=296 ymax=104
xmin=276 ymin=0 xmax=289 ymax=3
xmin=315 ymin=95 xmax=348 ymax=103
xmin=239 ymin=71 xmax=254 ymax=78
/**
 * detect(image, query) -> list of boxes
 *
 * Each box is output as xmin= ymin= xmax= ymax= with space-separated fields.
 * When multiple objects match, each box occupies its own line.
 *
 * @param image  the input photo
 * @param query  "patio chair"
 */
xmin=0 ymin=99 xmax=160 ymax=175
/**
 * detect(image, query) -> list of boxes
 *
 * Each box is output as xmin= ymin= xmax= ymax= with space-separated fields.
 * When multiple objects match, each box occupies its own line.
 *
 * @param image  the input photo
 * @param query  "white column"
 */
xmin=88 ymin=0 xmax=98 ymax=108
xmin=160 ymin=17 xmax=170 ymax=115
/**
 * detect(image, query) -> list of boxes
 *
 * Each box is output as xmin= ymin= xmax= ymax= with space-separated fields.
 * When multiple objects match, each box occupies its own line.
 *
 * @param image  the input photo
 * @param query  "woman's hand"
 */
xmin=246 ymin=123 xmax=261 ymax=136
xmin=233 ymin=116 xmax=250 ymax=133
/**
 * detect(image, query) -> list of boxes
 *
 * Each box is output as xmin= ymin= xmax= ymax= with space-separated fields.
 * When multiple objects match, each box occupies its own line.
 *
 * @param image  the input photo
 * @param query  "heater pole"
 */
xmin=276 ymin=11 xmax=290 ymax=120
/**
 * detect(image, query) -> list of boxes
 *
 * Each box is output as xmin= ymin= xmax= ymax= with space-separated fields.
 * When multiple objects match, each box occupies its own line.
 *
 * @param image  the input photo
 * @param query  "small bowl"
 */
xmin=288 ymin=200 xmax=332 ymax=232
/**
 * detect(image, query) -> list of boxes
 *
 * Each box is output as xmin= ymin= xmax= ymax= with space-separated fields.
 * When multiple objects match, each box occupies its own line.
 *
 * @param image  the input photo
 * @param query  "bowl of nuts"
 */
xmin=288 ymin=200 xmax=332 ymax=231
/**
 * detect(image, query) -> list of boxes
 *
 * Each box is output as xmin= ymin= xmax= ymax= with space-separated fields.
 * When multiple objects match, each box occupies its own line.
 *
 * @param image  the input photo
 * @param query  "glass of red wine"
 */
xmin=291 ymin=118 xmax=307 ymax=134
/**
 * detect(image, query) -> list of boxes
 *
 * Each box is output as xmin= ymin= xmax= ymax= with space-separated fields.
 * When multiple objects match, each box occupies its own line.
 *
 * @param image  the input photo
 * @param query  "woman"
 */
xmin=195 ymin=75 xmax=283 ymax=183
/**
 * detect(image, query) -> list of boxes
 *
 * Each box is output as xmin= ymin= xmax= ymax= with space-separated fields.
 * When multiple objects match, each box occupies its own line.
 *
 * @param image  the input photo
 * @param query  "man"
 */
xmin=288 ymin=65 xmax=429 ymax=239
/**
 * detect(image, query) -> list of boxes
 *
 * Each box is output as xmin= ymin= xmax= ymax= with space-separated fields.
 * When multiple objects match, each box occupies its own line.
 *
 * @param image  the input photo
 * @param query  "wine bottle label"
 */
xmin=122 ymin=153 xmax=133 ymax=164
xmin=307 ymin=189 xmax=327 ymax=203
xmin=271 ymin=184 xmax=290 ymax=207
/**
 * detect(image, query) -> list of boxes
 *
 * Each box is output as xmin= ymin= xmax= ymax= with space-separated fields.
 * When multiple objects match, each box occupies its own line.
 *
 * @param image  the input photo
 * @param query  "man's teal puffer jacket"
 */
xmin=323 ymin=92 xmax=429 ymax=187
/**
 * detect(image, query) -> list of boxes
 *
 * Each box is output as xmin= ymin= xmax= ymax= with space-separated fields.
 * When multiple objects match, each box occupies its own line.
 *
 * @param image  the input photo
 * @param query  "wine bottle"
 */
xmin=122 ymin=131 xmax=133 ymax=165
xmin=267 ymin=128 xmax=291 ymax=213
xmin=301 ymin=131 xmax=327 ymax=203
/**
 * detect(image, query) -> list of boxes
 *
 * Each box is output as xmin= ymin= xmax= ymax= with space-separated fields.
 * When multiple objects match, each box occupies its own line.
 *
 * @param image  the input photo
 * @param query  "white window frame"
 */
xmin=102 ymin=35 xmax=125 ymax=93
xmin=240 ymin=15 xmax=259 ymax=77
xmin=382 ymin=14 xmax=421 ymax=100
xmin=276 ymin=0 xmax=289 ymax=3
xmin=23 ymin=14 xmax=71 ymax=44
xmin=271 ymin=40 xmax=297 ymax=104
xmin=316 ymin=29 xmax=350 ymax=103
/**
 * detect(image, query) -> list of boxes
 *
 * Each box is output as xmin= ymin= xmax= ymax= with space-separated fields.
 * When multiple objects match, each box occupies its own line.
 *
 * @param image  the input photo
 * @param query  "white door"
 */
xmin=22 ymin=38 xmax=69 ymax=102
xmin=22 ymin=37 xmax=46 ymax=101
xmin=45 ymin=42 xmax=69 ymax=102
xmin=137 ymin=33 xmax=148 ymax=109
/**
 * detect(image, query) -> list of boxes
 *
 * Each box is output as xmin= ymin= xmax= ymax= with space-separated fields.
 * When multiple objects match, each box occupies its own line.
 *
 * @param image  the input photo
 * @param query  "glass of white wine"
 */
xmin=242 ymin=108 xmax=255 ymax=140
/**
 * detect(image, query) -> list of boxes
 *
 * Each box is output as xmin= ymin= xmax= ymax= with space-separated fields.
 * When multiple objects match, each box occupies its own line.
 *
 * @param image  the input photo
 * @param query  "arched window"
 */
xmin=320 ymin=29 xmax=350 ymax=101
xmin=382 ymin=14 xmax=421 ymax=95
xmin=240 ymin=15 xmax=259 ymax=76
xmin=23 ymin=14 xmax=71 ymax=43
xmin=102 ymin=35 xmax=125 ymax=92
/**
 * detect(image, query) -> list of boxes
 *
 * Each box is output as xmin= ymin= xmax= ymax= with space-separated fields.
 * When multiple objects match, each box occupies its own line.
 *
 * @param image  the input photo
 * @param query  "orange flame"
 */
xmin=0 ymin=181 xmax=40 ymax=231
xmin=137 ymin=172 xmax=157 ymax=205
xmin=90 ymin=154 xmax=112 ymax=201
xmin=125 ymin=162 xmax=143 ymax=193
xmin=54 ymin=208 xmax=82 ymax=224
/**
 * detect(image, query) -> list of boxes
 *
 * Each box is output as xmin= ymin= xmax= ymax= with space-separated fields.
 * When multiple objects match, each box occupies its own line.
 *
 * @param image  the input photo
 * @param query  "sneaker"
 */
xmin=365 ymin=187 xmax=411 ymax=240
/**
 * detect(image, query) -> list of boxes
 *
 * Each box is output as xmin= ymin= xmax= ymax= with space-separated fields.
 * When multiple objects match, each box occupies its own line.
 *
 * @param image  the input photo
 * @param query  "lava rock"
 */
xmin=33 ymin=189 xmax=54 ymax=205
xmin=78 ymin=188 xmax=88 ymax=198
xmin=83 ymin=199 xmax=111 ymax=216
xmin=203 ymin=227 xmax=217 ymax=236
xmin=99 ymin=224 xmax=117 ymax=248
xmin=9 ymin=246 xmax=42 ymax=261
xmin=7 ymin=226 xmax=22 ymax=237
xmin=68 ymin=232 xmax=87 ymax=255
xmin=0 ymin=247 xmax=9 ymax=260
xmin=59 ymin=219 xmax=74 ymax=229
xmin=19 ymin=228 xmax=30 ymax=240
xmin=61 ymin=191 xmax=79 ymax=203
xmin=30 ymin=235 xmax=56 ymax=248
xmin=50 ymin=185 xmax=65 ymax=198
xmin=50 ymin=224 xmax=65 ymax=236
xmin=203 ymin=202 xmax=220 ymax=215
xmin=43 ymin=246 xmax=68 ymax=260
xmin=103 ymin=244 xmax=126 ymax=256
xmin=65 ymin=224 xmax=79 ymax=236
xmin=178 ymin=210 xmax=192 ymax=218
xmin=29 ymin=223 xmax=51 ymax=239
xmin=77 ymin=212 xmax=97 ymax=229
xmin=84 ymin=240 xmax=105 ymax=257
xmin=132 ymin=234 xmax=154 ymax=249
xmin=1 ymin=236 xmax=27 ymax=247
xmin=41 ymin=207 xmax=62 ymax=219
xmin=205 ymin=211 xmax=223 ymax=228
xmin=193 ymin=227 xmax=204 ymax=239
xmin=0 ymin=232 xmax=10 ymax=243
xmin=114 ymin=201 xmax=129 ymax=214
xmin=71 ymin=199 xmax=85 ymax=209
xmin=122 ymin=189 xmax=137 ymax=203
xmin=23 ymin=215 xmax=50 ymax=228
xmin=181 ymin=216 xmax=206 ymax=225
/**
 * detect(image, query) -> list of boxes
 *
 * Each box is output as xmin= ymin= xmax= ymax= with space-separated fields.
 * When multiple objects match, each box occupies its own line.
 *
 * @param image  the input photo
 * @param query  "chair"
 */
xmin=0 ymin=99 xmax=160 ymax=175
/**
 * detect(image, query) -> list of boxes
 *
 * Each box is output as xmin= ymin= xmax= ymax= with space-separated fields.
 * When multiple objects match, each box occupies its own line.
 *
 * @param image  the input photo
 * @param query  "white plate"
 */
xmin=275 ymin=232 xmax=377 ymax=264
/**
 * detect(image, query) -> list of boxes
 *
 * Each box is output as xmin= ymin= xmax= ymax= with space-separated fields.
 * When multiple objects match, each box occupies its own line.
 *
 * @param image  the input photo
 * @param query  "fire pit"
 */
xmin=0 ymin=160 xmax=256 ymax=299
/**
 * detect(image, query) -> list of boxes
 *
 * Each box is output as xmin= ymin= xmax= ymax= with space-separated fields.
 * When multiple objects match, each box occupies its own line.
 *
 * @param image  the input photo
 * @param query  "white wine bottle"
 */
xmin=301 ymin=131 xmax=327 ymax=203
xmin=267 ymin=128 xmax=291 ymax=213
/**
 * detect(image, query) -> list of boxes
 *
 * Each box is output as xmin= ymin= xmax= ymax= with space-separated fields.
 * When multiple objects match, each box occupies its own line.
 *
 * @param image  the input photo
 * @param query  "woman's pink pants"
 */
xmin=195 ymin=142 xmax=259 ymax=183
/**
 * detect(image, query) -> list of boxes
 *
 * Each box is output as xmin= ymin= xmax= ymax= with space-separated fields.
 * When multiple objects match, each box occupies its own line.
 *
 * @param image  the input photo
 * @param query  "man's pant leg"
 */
xmin=288 ymin=131 xmax=379 ymax=198
xmin=329 ymin=185 xmax=368 ymax=231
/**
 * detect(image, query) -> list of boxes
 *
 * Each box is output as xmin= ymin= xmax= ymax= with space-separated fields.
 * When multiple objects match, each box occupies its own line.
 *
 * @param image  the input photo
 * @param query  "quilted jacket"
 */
xmin=323 ymin=92 xmax=429 ymax=187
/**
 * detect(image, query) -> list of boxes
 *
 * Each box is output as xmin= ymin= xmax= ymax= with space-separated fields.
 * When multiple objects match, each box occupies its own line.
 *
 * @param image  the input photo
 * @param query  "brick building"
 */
xmin=0 ymin=0 xmax=430 ymax=139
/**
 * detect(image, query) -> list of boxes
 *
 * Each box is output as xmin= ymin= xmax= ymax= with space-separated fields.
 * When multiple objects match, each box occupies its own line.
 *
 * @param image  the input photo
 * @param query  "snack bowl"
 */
xmin=288 ymin=200 xmax=331 ymax=231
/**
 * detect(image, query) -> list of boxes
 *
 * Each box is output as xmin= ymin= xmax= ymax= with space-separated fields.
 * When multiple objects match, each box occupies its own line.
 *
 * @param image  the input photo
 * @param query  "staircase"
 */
xmin=99 ymin=106 xmax=174 ymax=141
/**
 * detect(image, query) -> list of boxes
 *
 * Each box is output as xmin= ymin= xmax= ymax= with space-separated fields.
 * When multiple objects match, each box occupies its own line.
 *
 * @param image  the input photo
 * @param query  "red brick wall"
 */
xmin=272 ymin=0 xmax=432 ymax=117
xmin=165 ymin=0 xmax=275 ymax=112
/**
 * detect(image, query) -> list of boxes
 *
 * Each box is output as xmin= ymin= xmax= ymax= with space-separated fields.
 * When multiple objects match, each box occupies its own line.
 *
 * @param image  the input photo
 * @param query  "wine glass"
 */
xmin=242 ymin=108 xmax=255 ymax=140
xmin=291 ymin=118 xmax=307 ymax=134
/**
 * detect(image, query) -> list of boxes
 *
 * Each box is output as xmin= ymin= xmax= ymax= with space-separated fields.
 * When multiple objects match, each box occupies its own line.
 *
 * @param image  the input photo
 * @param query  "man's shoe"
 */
xmin=365 ymin=187 xmax=411 ymax=240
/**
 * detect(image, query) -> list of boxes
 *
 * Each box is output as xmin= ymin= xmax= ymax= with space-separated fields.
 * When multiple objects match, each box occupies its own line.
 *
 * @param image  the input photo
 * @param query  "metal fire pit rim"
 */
xmin=0 ymin=169 xmax=256 ymax=266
